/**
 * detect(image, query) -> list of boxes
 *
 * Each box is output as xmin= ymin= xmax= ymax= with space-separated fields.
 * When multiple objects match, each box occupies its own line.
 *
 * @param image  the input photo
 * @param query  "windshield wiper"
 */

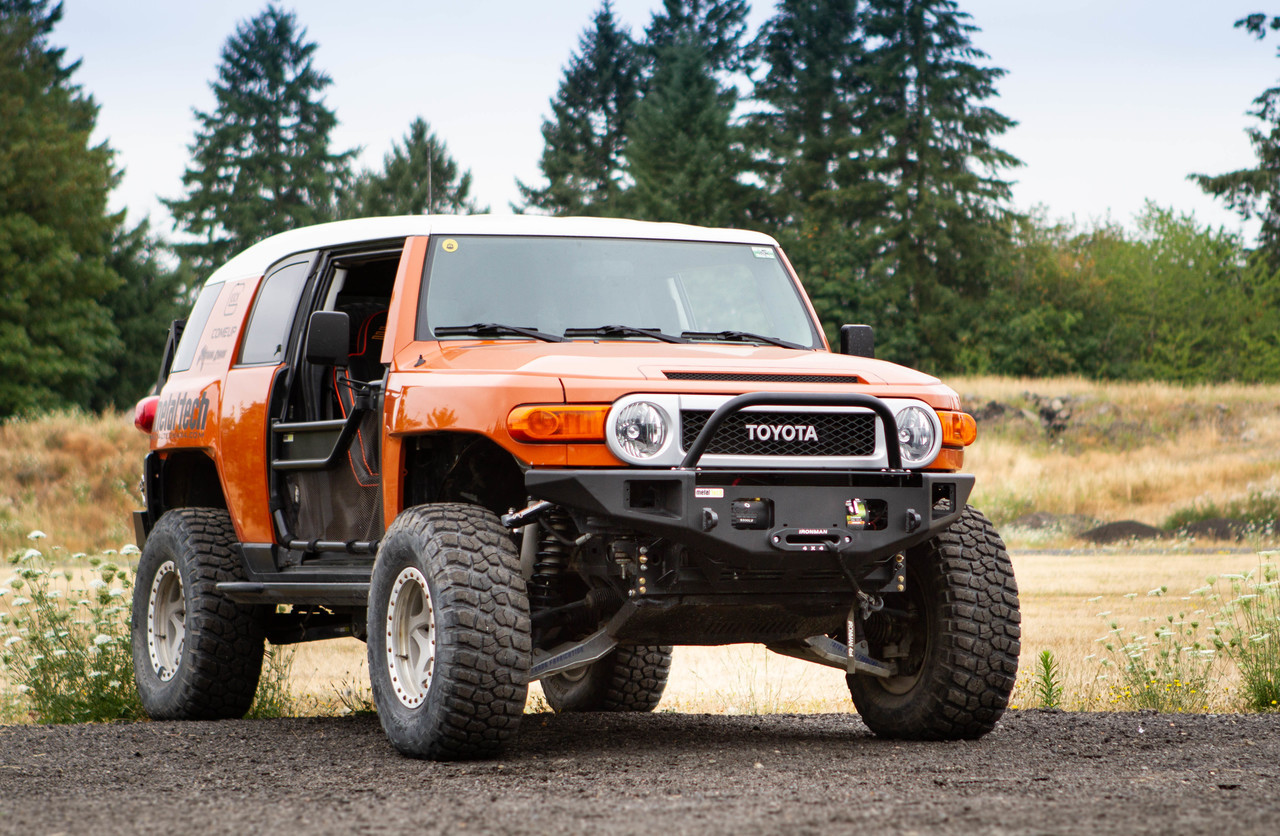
xmin=681 ymin=330 xmax=809 ymax=350
xmin=564 ymin=325 xmax=689 ymax=344
xmin=434 ymin=322 xmax=565 ymax=343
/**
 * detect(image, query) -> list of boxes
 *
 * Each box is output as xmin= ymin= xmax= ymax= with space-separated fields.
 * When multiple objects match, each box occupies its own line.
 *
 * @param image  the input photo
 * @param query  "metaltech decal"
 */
xmin=154 ymin=390 xmax=211 ymax=439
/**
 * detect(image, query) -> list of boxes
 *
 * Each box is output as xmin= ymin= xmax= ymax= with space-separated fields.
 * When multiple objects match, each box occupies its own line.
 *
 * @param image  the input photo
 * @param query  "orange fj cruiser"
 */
xmin=131 ymin=215 xmax=1020 ymax=759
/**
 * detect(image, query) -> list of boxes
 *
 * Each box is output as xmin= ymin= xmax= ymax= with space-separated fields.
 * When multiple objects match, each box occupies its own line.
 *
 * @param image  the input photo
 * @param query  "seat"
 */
xmin=332 ymin=308 xmax=387 ymax=486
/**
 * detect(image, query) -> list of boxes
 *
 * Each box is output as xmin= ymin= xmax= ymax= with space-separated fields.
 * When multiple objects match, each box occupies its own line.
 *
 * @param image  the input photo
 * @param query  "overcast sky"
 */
xmin=55 ymin=1 xmax=1277 ymax=242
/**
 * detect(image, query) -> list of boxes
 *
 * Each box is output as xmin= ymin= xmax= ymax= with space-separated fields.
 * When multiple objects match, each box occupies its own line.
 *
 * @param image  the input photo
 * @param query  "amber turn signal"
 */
xmin=508 ymin=405 xmax=609 ymax=442
xmin=939 ymin=410 xmax=977 ymax=447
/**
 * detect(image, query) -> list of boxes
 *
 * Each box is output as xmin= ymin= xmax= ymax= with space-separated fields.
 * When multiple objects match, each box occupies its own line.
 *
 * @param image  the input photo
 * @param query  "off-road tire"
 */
xmin=541 ymin=645 xmax=673 ymax=713
xmin=131 ymin=508 xmax=266 ymax=720
xmin=847 ymin=505 xmax=1020 ymax=740
xmin=368 ymin=503 xmax=531 ymax=760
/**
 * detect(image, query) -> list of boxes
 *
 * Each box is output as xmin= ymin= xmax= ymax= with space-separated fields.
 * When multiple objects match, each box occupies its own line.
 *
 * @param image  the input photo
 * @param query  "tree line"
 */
xmin=2 ymin=1 xmax=1279 ymax=419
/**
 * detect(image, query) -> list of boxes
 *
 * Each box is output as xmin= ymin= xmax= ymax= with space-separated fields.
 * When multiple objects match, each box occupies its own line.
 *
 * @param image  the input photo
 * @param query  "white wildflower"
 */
xmin=88 ymin=579 xmax=107 ymax=590
xmin=22 ymin=549 xmax=40 ymax=560
xmin=12 ymin=597 xmax=30 ymax=607
xmin=4 ymin=636 xmax=20 ymax=647
xmin=121 ymin=545 xmax=141 ymax=556
xmin=27 ymin=530 xmax=46 ymax=541
xmin=93 ymin=634 xmax=112 ymax=646
xmin=108 ymin=588 xmax=124 ymax=599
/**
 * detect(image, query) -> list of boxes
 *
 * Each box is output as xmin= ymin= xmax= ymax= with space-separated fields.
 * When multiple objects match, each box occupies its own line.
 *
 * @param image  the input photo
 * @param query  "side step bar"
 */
xmin=217 ymin=581 xmax=369 ymax=606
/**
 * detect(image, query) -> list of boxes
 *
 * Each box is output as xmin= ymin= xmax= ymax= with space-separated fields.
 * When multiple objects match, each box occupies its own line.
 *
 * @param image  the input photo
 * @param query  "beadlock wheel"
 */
xmin=146 ymin=559 xmax=185 ymax=682
xmin=386 ymin=566 xmax=436 ymax=708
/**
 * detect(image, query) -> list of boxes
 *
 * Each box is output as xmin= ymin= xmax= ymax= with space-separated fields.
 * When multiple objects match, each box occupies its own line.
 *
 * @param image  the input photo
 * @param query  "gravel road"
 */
xmin=2 ymin=710 xmax=1277 ymax=835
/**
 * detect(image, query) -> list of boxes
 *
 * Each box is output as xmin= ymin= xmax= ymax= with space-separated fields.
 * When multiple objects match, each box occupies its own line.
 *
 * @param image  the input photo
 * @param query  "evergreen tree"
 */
xmin=852 ymin=0 xmax=1020 ymax=370
xmin=340 ymin=118 xmax=486 ymax=217
xmin=1191 ymin=14 xmax=1280 ymax=270
xmin=0 ymin=0 xmax=122 ymax=416
xmin=748 ymin=0 xmax=871 ymax=330
xmin=623 ymin=39 xmax=753 ymax=226
xmin=517 ymin=1 xmax=641 ymax=215
xmin=165 ymin=5 xmax=355 ymax=274
xmin=92 ymin=220 xmax=189 ymax=409
xmin=644 ymin=0 xmax=750 ymax=75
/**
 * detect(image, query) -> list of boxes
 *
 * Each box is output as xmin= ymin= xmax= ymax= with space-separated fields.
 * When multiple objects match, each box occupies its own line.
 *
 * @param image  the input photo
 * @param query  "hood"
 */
xmin=409 ymin=340 xmax=942 ymax=388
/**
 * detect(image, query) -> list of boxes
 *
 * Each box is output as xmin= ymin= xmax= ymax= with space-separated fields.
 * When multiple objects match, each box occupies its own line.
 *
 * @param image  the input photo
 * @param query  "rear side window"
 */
xmin=170 ymin=282 xmax=223 ymax=373
xmin=238 ymin=261 xmax=310 ymax=365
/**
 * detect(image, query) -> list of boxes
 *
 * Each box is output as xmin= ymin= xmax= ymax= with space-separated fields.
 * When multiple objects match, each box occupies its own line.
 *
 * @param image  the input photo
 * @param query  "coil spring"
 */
xmin=529 ymin=509 xmax=574 ymax=610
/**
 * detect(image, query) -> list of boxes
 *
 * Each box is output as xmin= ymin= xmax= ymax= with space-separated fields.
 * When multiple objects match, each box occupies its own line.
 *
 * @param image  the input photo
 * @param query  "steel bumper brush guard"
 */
xmin=510 ymin=392 xmax=973 ymax=681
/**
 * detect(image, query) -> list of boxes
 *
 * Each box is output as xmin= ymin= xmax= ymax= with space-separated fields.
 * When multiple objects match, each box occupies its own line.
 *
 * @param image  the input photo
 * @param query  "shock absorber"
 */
xmin=529 ymin=508 xmax=575 ymax=610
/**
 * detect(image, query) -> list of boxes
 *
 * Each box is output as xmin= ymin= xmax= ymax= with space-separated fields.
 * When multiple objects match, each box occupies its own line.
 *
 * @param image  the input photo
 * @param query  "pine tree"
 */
xmin=340 ymin=118 xmax=486 ymax=217
xmin=644 ymin=0 xmax=750 ymax=75
xmin=852 ymin=0 xmax=1020 ymax=369
xmin=624 ymin=39 xmax=752 ymax=226
xmin=0 ymin=0 xmax=122 ymax=416
xmin=748 ymin=0 xmax=871 ymax=332
xmin=517 ymin=1 xmax=641 ymax=215
xmin=1191 ymin=14 xmax=1280 ymax=270
xmin=165 ymin=5 xmax=355 ymax=274
xmin=92 ymin=220 xmax=189 ymax=410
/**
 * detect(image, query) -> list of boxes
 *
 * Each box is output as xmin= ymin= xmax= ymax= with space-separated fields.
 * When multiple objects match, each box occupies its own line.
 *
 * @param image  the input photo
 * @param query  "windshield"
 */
xmin=417 ymin=236 xmax=822 ymax=349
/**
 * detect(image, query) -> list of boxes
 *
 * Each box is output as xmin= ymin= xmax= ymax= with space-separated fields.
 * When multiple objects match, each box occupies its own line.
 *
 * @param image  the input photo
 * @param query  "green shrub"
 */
xmin=1164 ymin=490 xmax=1280 ymax=534
xmin=1207 ymin=561 xmax=1280 ymax=712
xmin=1032 ymin=649 xmax=1064 ymax=709
xmin=0 ymin=534 xmax=143 ymax=723
xmin=1095 ymin=587 xmax=1217 ymax=712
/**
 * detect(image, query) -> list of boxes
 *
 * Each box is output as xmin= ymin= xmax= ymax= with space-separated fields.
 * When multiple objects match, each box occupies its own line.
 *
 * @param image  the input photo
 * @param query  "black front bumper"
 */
xmin=524 ymin=467 xmax=974 ymax=567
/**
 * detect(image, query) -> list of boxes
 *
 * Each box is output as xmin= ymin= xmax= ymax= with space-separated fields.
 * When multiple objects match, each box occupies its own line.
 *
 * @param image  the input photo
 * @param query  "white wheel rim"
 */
xmin=386 ymin=566 xmax=436 ymax=708
xmin=147 ymin=560 xmax=184 ymax=682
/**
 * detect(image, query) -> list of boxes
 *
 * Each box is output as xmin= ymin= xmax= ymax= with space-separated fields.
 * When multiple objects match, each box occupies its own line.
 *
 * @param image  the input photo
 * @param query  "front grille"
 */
xmin=681 ymin=410 xmax=877 ymax=457
xmin=665 ymin=371 xmax=864 ymax=385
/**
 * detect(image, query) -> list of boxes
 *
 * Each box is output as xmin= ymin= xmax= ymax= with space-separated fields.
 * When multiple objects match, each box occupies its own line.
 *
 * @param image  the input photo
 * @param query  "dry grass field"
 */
xmin=3 ymin=377 xmax=1278 ymax=717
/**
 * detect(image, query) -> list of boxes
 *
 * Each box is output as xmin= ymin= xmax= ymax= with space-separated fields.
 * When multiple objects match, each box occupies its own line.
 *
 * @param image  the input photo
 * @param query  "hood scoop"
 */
xmin=664 ymin=371 xmax=864 ymax=385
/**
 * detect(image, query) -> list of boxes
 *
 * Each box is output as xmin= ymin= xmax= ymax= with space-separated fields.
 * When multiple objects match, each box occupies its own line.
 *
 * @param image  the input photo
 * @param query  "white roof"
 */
xmin=203 ymin=215 xmax=782 ymax=286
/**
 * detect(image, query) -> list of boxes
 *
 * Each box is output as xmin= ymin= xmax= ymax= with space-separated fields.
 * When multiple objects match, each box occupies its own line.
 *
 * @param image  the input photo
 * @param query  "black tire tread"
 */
xmin=132 ymin=507 xmax=265 ymax=720
xmin=849 ymin=505 xmax=1020 ymax=740
xmin=543 ymin=645 xmax=673 ymax=713
xmin=371 ymin=504 xmax=531 ymax=760
xmin=601 ymin=645 xmax=673 ymax=712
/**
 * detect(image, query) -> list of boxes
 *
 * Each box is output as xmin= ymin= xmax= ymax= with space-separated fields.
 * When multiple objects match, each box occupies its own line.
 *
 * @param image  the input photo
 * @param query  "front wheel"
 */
xmin=847 ymin=506 xmax=1020 ymax=740
xmin=540 ymin=645 xmax=673 ymax=713
xmin=130 ymin=508 xmax=266 ymax=719
xmin=367 ymin=504 xmax=531 ymax=760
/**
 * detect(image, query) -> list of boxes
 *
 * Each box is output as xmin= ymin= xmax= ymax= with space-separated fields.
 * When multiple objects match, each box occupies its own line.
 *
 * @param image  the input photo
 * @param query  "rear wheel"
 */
xmin=541 ymin=645 xmax=673 ymax=712
xmin=847 ymin=506 xmax=1020 ymax=740
xmin=368 ymin=503 xmax=531 ymax=760
xmin=131 ymin=508 xmax=266 ymax=720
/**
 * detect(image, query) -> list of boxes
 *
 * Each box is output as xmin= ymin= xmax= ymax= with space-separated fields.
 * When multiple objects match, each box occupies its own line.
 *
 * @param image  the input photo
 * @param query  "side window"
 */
xmin=238 ymin=260 xmax=311 ymax=365
xmin=169 ymin=281 xmax=223 ymax=373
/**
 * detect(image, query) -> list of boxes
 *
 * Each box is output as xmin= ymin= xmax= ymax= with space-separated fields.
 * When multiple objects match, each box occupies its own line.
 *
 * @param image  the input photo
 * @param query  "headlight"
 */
xmin=613 ymin=401 xmax=668 ymax=459
xmin=894 ymin=405 xmax=937 ymax=466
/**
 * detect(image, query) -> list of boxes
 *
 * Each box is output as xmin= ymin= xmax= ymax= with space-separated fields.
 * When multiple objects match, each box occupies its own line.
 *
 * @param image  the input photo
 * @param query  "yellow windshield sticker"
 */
xmin=442 ymin=238 xmax=459 ymax=253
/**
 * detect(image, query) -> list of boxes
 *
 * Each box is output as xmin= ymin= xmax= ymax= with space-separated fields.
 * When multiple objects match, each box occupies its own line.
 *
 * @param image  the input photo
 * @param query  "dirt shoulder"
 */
xmin=2 ymin=710 xmax=1277 ymax=835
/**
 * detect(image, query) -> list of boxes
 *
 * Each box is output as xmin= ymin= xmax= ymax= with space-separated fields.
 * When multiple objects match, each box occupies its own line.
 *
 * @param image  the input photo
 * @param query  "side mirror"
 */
xmin=839 ymin=324 xmax=875 ymax=358
xmin=305 ymin=311 xmax=350 ymax=366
